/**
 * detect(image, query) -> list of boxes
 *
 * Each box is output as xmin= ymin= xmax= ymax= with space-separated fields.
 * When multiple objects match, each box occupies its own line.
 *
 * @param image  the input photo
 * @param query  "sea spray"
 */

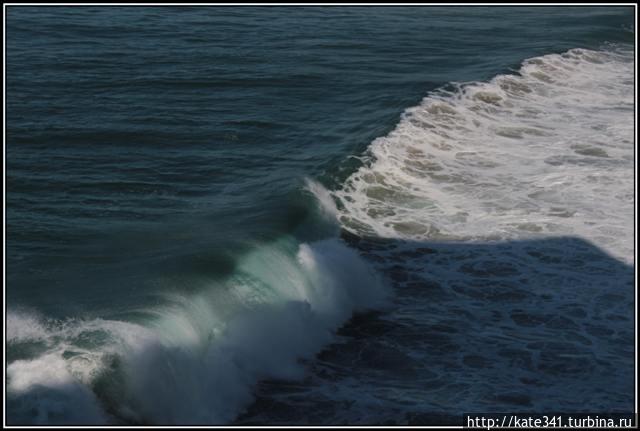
xmin=6 ymin=40 xmax=633 ymax=424
xmin=6 ymin=236 xmax=389 ymax=424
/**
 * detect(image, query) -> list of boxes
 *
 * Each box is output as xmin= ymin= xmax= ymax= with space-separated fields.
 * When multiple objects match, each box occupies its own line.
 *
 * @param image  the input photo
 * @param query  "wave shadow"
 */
xmin=238 ymin=231 xmax=635 ymax=425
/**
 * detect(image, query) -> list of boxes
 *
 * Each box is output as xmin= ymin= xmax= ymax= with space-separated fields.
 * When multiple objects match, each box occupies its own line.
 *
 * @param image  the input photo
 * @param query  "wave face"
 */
xmin=334 ymin=47 xmax=634 ymax=263
xmin=7 ymin=237 xmax=388 ymax=424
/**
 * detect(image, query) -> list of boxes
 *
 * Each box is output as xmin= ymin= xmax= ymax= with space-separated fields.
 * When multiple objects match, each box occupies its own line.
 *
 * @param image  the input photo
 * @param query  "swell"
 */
xmin=6 ymin=45 xmax=634 ymax=425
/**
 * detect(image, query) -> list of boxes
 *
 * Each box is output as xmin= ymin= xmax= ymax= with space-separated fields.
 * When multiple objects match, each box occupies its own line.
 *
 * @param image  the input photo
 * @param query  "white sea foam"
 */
xmin=6 ymin=238 xmax=389 ymax=425
xmin=7 ymin=310 xmax=50 ymax=343
xmin=7 ymin=353 xmax=107 ymax=424
xmin=333 ymin=47 xmax=634 ymax=263
xmin=7 ymin=46 xmax=634 ymax=425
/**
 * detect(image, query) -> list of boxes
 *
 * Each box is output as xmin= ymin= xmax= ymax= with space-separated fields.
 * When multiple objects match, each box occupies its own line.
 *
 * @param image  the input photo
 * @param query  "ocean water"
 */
xmin=5 ymin=6 xmax=635 ymax=425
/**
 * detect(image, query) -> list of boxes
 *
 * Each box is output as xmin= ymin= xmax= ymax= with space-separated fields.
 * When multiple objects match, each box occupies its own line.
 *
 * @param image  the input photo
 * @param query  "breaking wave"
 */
xmin=333 ymin=46 xmax=634 ymax=263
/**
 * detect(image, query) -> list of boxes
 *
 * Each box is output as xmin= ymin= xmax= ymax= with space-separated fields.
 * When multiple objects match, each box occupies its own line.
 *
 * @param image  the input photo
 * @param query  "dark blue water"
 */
xmin=6 ymin=6 xmax=635 ymax=425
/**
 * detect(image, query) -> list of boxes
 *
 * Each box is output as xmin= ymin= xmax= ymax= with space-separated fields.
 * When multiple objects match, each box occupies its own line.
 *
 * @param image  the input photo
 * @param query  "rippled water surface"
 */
xmin=5 ymin=6 xmax=635 ymax=425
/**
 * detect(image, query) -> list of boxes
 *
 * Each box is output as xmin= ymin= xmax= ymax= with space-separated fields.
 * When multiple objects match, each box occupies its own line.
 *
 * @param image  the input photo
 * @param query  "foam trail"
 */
xmin=333 ymin=46 xmax=634 ymax=263
xmin=6 ymin=237 xmax=389 ymax=425
xmin=7 ymin=45 xmax=633 ymax=425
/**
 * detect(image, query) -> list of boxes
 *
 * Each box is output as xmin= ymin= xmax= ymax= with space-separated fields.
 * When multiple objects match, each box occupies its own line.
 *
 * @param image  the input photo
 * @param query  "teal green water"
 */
xmin=6 ymin=6 xmax=635 ymax=425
